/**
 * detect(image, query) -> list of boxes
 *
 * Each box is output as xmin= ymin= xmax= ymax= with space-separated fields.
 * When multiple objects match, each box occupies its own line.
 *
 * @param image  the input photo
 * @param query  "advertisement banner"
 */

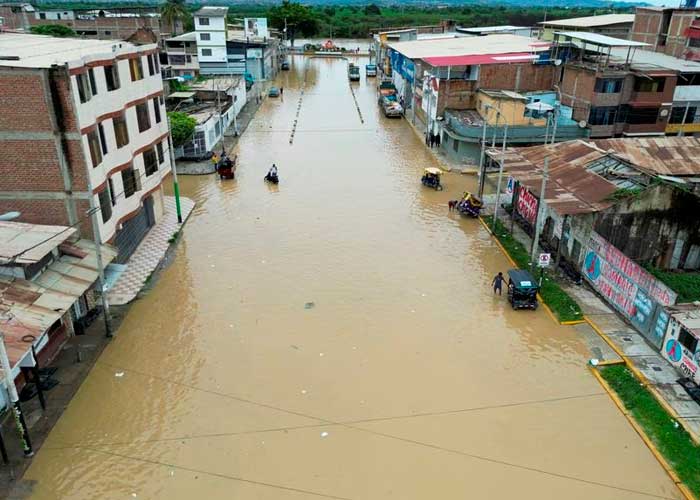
xmin=515 ymin=185 xmax=538 ymax=225
xmin=244 ymin=18 xmax=269 ymax=39
xmin=390 ymin=50 xmax=415 ymax=84
xmin=662 ymin=318 xmax=700 ymax=382
xmin=582 ymin=231 xmax=677 ymax=347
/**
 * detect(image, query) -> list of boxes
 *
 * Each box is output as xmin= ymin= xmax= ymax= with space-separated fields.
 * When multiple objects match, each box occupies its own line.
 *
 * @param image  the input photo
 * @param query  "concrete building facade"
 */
xmin=631 ymin=7 xmax=700 ymax=61
xmin=0 ymin=33 xmax=172 ymax=263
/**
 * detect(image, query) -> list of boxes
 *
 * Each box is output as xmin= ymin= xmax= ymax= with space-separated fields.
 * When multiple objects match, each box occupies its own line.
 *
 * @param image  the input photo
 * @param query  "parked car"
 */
xmin=281 ymin=61 xmax=290 ymax=70
xmin=268 ymin=87 xmax=280 ymax=97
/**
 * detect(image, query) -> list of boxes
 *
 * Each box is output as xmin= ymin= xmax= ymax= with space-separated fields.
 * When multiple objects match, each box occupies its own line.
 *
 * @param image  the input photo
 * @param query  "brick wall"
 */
xmin=560 ymin=66 xmax=596 ymax=122
xmin=478 ymin=64 xmax=556 ymax=93
xmin=630 ymin=9 xmax=663 ymax=46
xmin=0 ymin=70 xmax=53 ymax=132
xmin=0 ymin=140 xmax=65 ymax=191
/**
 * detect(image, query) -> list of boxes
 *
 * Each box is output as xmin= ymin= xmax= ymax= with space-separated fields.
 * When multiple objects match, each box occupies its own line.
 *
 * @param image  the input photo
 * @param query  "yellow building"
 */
xmin=476 ymin=89 xmax=548 ymax=126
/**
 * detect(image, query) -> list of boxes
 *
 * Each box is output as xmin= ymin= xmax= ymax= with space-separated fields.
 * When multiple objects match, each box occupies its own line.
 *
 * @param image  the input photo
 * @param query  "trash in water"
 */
xmin=305 ymin=302 xmax=315 ymax=309
xmin=301 ymin=389 xmax=307 ymax=394
xmin=115 ymin=372 xmax=125 ymax=377
xmin=319 ymin=353 xmax=324 ymax=357
xmin=589 ymin=359 xmax=599 ymax=366
xmin=320 ymin=432 xmax=329 ymax=438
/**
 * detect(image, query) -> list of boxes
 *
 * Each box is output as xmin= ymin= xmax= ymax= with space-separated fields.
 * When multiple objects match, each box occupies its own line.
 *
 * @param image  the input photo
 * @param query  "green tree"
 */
xmin=268 ymin=1 xmax=318 ymax=46
xmin=167 ymin=112 xmax=197 ymax=148
xmin=160 ymin=0 xmax=189 ymax=36
xmin=364 ymin=4 xmax=381 ymax=16
xmin=30 ymin=25 xmax=77 ymax=37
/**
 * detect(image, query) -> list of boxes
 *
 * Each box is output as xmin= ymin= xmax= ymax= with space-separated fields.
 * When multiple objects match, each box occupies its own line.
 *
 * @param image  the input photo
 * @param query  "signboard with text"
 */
xmin=515 ymin=185 xmax=538 ymax=226
xmin=582 ymin=232 xmax=677 ymax=347
xmin=662 ymin=318 xmax=700 ymax=384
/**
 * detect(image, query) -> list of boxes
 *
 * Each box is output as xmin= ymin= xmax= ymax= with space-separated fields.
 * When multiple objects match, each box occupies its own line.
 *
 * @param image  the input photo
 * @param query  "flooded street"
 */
xmin=21 ymin=56 xmax=681 ymax=499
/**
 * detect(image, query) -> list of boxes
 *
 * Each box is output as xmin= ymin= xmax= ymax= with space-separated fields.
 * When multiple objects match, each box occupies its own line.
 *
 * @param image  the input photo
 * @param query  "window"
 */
xmin=200 ymin=33 xmax=211 ymax=41
xmin=113 ymin=114 xmax=129 ymax=148
xmin=689 ymin=37 xmax=700 ymax=48
xmin=75 ymin=73 xmax=92 ymax=103
xmin=143 ymin=148 xmax=158 ymax=176
xmin=588 ymin=106 xmax=618 ymax=126
xmin=39 ymin=12 xmax=45 ymax=19
xmin=98 ymin=188 xmax=112 ymax=223
xmin=452 ymin=137 xmax=459 ymax=153
xmin=88 ymin=68 xmax=98 ymax=96
xmin=670 ymin=106 xmax=697 ymax=124
xmin=678 ymin=73 xmax=700 ymax=86
xmin=169 ymin=55 xmax=186 ymax=65
xmin=129 ymin=57 xmax=143 ymax=81
xmin=201 ymin=48 xmax=212 ymax=57
xmin=97 ymin=122 xmax=108 ymax=155
xmin=679 ymin=327 xmax=699 ymax=353
xmin=104 ymin=30 xmax=111 ymax=36
xmin=198 ymin=16 xmax=209 ymax=25
xmin=624 ymin=106 xmax=659 ymax=124
xmin=86 ymin=130 xmax=102 ymax=168
xmin=634 ymin=77 xmax=666 ymax=93
xmin=108 ymin=177 xmax=117 ymax=206
xmin=594 ymin=78 xmax=623 ymax=94
xmin=104 ymin=64 xmax=120 ymax=91
xmin=152 ymin=97 xmax=161 ymax=123
xmin=136 ymin=102 xmax=151 ymax=132
xmin=121 ymin=167 xmax=139 ymax=198
xmin=156 ymin=141 xmax=165 ymax=164
xmin=147 ymin=53 xmax=155 ymax=76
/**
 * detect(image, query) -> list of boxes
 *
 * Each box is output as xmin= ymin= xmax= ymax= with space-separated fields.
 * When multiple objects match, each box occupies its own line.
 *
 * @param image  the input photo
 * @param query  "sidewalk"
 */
xmin=176 ymin=87 xmax=267 ymax=176
xmin=403 ymin=108 xmax=478 ymax=175
xmin=107 ymin=196 xmax=195 ymax=305
xmin=491 ymin=209 xmax=700 ymax=442
xmin=2 ymin=307 xmax=126 ymax=500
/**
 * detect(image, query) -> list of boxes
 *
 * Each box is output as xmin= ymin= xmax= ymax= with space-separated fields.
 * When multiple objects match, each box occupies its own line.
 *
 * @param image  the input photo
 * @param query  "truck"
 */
xmin=365 ymin=64 xmax=377 ymax=77
xmin=348 ymin=63 xmax=360 ymax=81
xmin=378 ymin=81 xmax=403 ymax=117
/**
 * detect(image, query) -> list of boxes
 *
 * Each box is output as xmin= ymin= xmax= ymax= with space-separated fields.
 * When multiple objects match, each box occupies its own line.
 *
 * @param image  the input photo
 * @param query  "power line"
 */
xmin=68 ymin=444 xmax=354 ymax=500
xmin=50 ymin=361 xmax=674 ymax=499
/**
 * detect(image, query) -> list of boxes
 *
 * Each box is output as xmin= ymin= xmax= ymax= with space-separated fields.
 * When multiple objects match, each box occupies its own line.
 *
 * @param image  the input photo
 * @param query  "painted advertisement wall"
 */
xmin=582 ymin=231 xmax=677 ymax=347
xmin=662 ymin=316 xmax=700 ymax=384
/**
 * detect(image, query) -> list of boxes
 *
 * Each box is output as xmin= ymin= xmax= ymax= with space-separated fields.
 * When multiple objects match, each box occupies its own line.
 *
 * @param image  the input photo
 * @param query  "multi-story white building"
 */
xmin=194 ymin=6 xmax=228 ymax=74
xmin=0 ymin=32 xmax=172 ymax=262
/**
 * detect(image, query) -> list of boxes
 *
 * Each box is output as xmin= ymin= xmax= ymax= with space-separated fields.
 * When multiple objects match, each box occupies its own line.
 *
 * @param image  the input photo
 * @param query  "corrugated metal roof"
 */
xmin=388 ymin=34 xmax=549 ymax=60
xmin=487 ymin=140 xmax=618 ymax=215
xmin=0 ymin=221 xmax=76 ymax=265
xmin=554 ymin=31 xmax=648 ymax=48
xmin=593 ymin=137 xmax=700 ymax=176
xmin=0 ymin=239 xmax=116 ymax=369
xmin=540 ymin=14 xmax=635 ymax=28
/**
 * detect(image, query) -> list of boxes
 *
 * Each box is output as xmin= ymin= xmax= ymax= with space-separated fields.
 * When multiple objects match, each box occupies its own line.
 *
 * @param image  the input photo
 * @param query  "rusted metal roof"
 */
xmin=487 ymin=140 xmax=618 ymax=215
xmin=0 ymin=221 xmax=76 ymax=265
xmin=0 ymin=239 xmax=116 ymax=370
xmin=593 ymin=137 xmax=700 ymax=177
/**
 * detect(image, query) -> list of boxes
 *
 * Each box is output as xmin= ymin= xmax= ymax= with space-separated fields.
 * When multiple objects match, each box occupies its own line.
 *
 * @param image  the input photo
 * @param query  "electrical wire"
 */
xmin=45 ymin=360 xmax=675 ymax=499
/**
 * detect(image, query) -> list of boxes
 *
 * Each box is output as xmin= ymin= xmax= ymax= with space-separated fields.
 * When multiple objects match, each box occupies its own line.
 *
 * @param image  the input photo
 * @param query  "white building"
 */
xmin=194 ymin=6 xmax=228 ymax=72
xmin=0 ymin=33 xmax=172 ymax=262
xmin=164 ymin=31 xmax=199 ymax=78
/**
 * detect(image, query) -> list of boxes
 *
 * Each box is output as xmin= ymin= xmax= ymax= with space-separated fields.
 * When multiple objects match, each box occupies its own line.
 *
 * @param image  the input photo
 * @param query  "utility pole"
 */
xmin=166 ymin=115 xmax=183 ymax=224
xmin=550 ymin=104 xmax=559 ymax=144
xmin=87 ymin=200 xmax=112 ymax=337
xmin=477 ymin=106 xmax=489 ymax=198
xmin=491 ymin=122 xmax=509 ymax=233
xmin=0 ymin=333 xmax=33 ymax=457
xmin=530 ymin=157 xmax=549 ymax=269
xmin=677 ymin=101 xmax=691 ymax=137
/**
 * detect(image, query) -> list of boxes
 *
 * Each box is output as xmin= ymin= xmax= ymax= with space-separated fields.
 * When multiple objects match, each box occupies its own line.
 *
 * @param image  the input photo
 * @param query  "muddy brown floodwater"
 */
xmin=20 ymin=56 xmax=681 ymax=500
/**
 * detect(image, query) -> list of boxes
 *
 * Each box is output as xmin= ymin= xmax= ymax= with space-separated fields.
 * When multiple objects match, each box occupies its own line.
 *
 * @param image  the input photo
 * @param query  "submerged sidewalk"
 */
xmin=107 ymin=196 xmax=195 ymax=305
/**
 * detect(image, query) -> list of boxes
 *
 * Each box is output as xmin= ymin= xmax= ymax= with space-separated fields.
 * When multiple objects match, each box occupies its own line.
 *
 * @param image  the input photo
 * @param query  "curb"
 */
xmin=584 ymin=315 xmax=700 ymax=446
xmin=589 ymin=366 xmax=698 ymax=500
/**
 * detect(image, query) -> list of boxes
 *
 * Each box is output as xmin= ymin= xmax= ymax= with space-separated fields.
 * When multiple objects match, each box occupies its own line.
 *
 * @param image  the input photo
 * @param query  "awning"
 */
xmin=424 ymin=52 xmax=540 ymax=67
xmin=168 ymin=91 xmax=196 ymax=99
xmin=0 ymin=239 xmax=117 ymax=373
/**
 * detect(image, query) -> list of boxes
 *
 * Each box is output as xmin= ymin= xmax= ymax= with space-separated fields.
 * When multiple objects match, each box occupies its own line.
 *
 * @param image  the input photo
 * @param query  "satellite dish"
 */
xmin=553 ymin=59 xmax=562 ymax=66
xmin=578 ymin=120 xmax=587 ymax=128
xmin=660 ymin=109 xmax=669 ymax=117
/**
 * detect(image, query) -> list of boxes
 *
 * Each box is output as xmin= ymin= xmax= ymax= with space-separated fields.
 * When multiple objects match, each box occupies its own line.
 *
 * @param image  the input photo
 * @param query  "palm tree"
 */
xmin=160 ymin=0 xmax=188 ymax=36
